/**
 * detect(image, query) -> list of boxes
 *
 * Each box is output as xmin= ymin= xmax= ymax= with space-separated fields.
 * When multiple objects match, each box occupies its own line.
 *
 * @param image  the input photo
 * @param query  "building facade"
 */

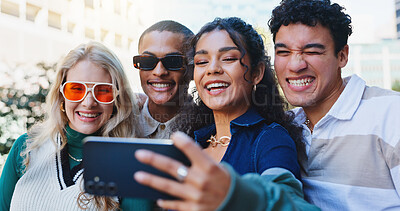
xmin=344 ymin=39 xmax=400 ymax=89
xmin=397 ymin=0 xmax=400 ymax=39
xmin=0 ymin=0 xmax=152 ymax=91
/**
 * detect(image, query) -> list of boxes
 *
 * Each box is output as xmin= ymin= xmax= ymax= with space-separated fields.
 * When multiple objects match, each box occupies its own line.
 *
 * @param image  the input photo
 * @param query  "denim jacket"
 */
xmin=194 ymin=107 xmax=300 ymax=179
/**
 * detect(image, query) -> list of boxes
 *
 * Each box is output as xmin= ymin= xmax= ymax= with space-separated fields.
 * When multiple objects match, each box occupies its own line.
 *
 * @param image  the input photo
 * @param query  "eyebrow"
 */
xmin=304 ymin=43 xmax=325 ymax=50
xmin=274 ymin=43 xmax=325 ymax=50
xmin=219 ymin=46 xmax=239 ymax=52
xmin=195 ymin=46 xmax=240 ymax=56
xmin=274 ymin=43 xmax=287 ymax=48
xmin=142 ymin=51 xmax=183 ymax=56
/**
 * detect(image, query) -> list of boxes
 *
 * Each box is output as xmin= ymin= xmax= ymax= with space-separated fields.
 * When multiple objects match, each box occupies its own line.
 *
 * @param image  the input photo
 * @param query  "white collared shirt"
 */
xmin=293 ymin=74 xmax=400 ymax=211
xmin=136 ymin=98 xmax=179 ymax=139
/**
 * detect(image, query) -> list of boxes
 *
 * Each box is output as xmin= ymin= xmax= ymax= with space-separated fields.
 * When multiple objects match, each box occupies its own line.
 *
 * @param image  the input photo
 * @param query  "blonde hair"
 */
xmin=22 ymin=41 xmax=139 ymax=210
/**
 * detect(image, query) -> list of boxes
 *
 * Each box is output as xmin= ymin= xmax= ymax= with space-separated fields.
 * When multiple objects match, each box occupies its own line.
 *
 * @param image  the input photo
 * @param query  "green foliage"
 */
xmin=392 ymin=80 xmax=400 ymax=92
xmin=0 ymin=62 xmax=56 ymax=155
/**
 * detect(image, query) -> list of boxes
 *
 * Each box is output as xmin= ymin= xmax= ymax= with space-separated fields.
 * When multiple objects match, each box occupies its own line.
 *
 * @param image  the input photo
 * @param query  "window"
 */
xmin=85 ymin=28 xmax=95 ymax=39
xmin=1 ymin=0 xmax=19 ymax=17
xmin=26 ymin=3 xmax=41 ymax=22
xmin=114 ymin=0 xmax=121 ymax=14
xmin=68 ymin=22 xmax=75 ymax=33
xmin=48 ymin=11 xmax=62 ymax=30
xmin=85 ymin=0 xmax=94 ymax=9
xmin=101 ymin=29 xmax=108 ymax=41
xmin=115 ymin=34 xmax=122 ymax=47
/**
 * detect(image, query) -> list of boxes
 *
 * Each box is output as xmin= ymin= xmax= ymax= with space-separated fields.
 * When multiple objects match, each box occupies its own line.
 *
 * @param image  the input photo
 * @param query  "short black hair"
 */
xmin=268 ymin=0 xmax=352 ymax=54
xmin=138 ymin=20 xmax=194 ymax=50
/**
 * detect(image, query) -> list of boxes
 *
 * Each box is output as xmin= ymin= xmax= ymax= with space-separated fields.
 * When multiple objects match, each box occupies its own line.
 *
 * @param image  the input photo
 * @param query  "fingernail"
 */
xmin=135 ymin=149 xmax=150 ymax=159
xmin=157 ymin=199 xmax=164 ymax=207
xmin=134 ymin=171 xmax=145 ymax=182
xmin=171 ymin=131 xmax=186 ymax=142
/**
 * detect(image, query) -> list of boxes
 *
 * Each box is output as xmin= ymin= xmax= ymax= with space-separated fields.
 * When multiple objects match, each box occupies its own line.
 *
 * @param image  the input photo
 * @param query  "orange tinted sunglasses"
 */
xmin=60 ymin=81 xmax=118 ymax=104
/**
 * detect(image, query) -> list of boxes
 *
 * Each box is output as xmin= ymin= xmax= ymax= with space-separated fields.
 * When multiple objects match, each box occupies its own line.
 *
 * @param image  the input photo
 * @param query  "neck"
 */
xmin=212 ymin=106 xmax=248 ymax=138
xmin=303 ymin=78 xmax=345 ymax=127
xmin=148 ymin=100 xmax=180 ymax=123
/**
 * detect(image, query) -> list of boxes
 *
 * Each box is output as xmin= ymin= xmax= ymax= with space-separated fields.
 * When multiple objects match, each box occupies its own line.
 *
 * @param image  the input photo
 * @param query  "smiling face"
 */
xmin=274 ymin=23 xmax=348 ymax=110
xmin=194 ymin=30 xmax=256 ymax=117
xmin=138 ymin=31 xmax=185 ymax=107
xmin=64 ymin=59 xmax=114 ymax=134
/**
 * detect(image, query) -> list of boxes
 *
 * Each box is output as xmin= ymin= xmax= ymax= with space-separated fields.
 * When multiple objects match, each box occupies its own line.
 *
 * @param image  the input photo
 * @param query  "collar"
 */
xmin=293 ymin=74 xmax=366 ymax=125
xmin=194 ymin=107 xmax=264 ymax=147
xmin=65 ymin=124 xmax=95 ymax=148
xmin=139 ymin=98 xmax=178 ymax=137
xmin=327 ymin=74 xmax=365 ymax=120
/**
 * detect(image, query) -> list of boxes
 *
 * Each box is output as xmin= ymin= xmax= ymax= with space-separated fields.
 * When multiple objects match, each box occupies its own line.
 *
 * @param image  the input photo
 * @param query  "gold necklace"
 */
xmin=304 ymin=118 xmax=313 ymax=133
xmin=207 ymin=135 xmax=231 ymax=147
xmin=68 ymin=153 xmax=82 ymax=162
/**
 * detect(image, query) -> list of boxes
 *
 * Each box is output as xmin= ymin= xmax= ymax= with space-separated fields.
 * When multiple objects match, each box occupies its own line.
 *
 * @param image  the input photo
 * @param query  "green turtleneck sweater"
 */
xmin=0 ymin=125 xmax=153 ymax=211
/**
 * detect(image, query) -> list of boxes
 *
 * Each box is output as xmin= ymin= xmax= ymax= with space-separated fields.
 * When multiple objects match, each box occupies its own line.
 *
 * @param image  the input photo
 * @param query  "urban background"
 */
xmin=1 ymin=0 xmax=400 ymax=173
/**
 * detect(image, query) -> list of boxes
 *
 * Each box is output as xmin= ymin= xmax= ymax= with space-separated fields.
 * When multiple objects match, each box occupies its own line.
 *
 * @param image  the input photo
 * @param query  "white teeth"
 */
xmin=79 ymin=112 xmax=100 ymax=118
xmin=206 ymin=83 xmax=229 ymax=90
xmin=151 ymin=83 xmax=171 ymax=88
xmin=288 ymin=78 xmax=314 ymax=87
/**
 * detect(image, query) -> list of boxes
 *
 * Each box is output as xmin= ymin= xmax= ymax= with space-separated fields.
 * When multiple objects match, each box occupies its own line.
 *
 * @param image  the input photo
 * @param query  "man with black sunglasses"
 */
xmin=133 ymin=20 xmax=194 ymax=139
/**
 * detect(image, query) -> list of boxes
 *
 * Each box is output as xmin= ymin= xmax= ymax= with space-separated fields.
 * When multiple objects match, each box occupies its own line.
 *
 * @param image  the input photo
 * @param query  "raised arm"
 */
xmin=134 ymin=132 xmax=320 ymax=211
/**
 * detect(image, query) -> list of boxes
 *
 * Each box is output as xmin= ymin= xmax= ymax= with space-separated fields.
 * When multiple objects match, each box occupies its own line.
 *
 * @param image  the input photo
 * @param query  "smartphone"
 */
xmin=82 ymin=136 xmax=191 ymax=200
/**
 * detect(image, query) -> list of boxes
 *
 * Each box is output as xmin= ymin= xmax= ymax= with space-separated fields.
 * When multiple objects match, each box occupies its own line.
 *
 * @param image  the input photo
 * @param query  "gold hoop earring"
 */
xmin=60 ymin=102 xmax=65 ymax=112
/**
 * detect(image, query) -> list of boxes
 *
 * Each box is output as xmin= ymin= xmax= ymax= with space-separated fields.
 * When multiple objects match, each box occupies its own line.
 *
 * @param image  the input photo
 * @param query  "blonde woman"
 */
xmin=0 ymin=42 xmax=139 ymax=210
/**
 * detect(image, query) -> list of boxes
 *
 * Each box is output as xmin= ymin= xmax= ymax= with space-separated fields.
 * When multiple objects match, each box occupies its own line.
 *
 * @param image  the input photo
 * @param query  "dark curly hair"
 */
xmin=268 ymin=0 xmax=352 ymax=54
xmin=182 ymin=17 xmax=304 ymax=152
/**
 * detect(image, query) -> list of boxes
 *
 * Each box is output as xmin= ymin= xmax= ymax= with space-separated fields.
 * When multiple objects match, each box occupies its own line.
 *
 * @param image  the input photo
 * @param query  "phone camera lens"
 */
xmin=106 ymin=182 xmax=118 ymax=195
xmin=95 ymin=181 xmax=106 ymax=195
xmin=85 ymin=180 xmax=95 ymax=192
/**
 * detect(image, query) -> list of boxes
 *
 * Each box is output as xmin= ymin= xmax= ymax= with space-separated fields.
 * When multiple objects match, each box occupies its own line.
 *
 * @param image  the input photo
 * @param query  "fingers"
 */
xmin=170 ymin=131 xmax=214 ymax=167
xmin=135 ymin=149 xmax=185 ymax=181
xmin=157 ymin=199 xmax=202 ymax=211
xmin=134 ymin=171 xmax=198 ymax=200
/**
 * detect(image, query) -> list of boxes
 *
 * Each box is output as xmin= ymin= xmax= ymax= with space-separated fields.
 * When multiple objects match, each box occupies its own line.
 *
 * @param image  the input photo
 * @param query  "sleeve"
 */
xmin=216 ymin=163 xmax=320 ymax=211
xmin=0 ymin=134 xmax=27 ymax=211
xmin=255 ymin=125 xmax=300 ymax=179
xmin=390 ymin=139 xmax=400 ymax=197
xmin=119 ymin=197 xmax=155 ymax=211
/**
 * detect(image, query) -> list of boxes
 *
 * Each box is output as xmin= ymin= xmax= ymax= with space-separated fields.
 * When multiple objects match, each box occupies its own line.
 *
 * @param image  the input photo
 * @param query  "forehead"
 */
xmin=275 ymin=23 xmax=334 ymax=48
xmin=139 ymin=31 xmax=184 ymax=55
xmin=196 ymin=30 xmax=237 ymax=50
xmin=66 ymin=60 xmax=111 ymax=82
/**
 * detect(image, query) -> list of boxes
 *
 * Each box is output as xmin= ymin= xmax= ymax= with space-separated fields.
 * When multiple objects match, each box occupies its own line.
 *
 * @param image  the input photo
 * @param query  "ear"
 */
xmin=252 ymin=62 xmax=265 ymax=85
xmin=338 ymin=45 xmax=349 ymax=68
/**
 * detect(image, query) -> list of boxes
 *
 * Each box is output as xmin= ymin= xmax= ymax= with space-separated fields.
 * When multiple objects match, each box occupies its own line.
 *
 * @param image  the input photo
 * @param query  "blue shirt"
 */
xmin=194 ymin=107 xmax=300 ymax=179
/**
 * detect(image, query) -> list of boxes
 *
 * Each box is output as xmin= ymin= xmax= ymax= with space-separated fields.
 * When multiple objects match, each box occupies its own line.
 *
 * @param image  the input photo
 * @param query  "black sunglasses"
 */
xmin=133 ymin=55 xmax=185 ymax=71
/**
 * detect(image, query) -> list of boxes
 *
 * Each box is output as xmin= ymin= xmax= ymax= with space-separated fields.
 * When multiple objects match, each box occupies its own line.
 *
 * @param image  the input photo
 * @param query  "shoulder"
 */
xmin=362 ymin=86 xmax=400 ymax=100
xmin=256 ymin=123 xmax=295 ymax=147
xmin=135 ymin=93 xmax=148 ymax=110
xmin=358 ymin=86 xmax=400 ymax=122
xmin=6 ymin=134 xmax=29 ymax=176
xmin=11 ymin=134 xmax=29 ymax=154
xmin=259 ymin=123 xmax=292 ymax=139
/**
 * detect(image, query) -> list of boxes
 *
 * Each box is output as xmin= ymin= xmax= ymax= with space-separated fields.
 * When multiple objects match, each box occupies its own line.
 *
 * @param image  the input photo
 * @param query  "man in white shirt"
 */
xmin=269 ymin=0 xmax=400 ymax=210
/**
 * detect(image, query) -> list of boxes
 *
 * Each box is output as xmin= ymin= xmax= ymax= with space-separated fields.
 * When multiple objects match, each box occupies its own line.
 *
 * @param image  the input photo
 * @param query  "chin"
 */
xmin=77 ymin=125 xmax=101 ymax=135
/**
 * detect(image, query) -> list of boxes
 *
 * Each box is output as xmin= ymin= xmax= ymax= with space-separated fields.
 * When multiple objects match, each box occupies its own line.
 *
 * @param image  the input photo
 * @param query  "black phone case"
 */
xmin=82 ymin=136 xmax=190 ymax=200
